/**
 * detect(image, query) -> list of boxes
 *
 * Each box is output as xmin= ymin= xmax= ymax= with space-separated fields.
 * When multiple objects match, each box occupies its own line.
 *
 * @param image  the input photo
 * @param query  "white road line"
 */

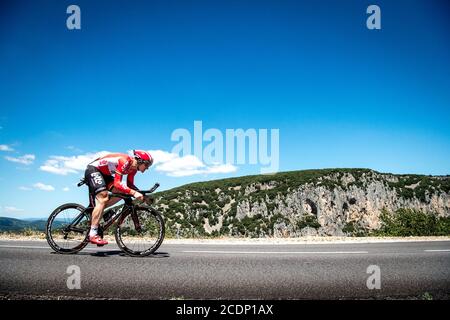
xmin=2 ymin=244 xmax=449 ymax=254
xmin=183 ymin=250 xmax=369 ymax=254
xmin=0 ymin=244 xmax=110 ymax=252
xmin=0 ymin=245 xmax=50 ymax=249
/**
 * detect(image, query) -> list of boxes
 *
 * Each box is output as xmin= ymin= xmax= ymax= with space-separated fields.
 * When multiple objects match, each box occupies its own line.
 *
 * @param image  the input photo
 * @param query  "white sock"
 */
xmin=89 ymin=226 xmax=98 ymax=237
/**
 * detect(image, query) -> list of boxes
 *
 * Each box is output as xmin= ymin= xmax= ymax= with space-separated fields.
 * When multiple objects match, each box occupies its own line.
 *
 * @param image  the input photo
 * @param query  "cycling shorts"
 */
xmin=85 ymin=165 xmax=114 ymax=196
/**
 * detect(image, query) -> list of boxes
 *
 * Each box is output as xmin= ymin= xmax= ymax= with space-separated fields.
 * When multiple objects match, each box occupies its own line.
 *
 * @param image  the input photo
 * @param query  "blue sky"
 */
xmin=1 ymin=0 xmax=449 ymax=218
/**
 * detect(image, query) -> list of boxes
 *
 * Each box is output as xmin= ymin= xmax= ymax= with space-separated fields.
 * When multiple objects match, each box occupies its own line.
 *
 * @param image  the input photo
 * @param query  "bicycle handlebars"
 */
xmin=109 ymin=182 xmax=160 ymax=199
xmin=148 ymin=182 xmax=160 ymax=194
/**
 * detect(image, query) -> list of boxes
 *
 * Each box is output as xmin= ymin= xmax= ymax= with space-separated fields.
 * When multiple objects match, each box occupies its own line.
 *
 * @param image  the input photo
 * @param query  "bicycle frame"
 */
xmin=98 ymin=196 xmax=134 ymax=235
xmin=64 ymin=182 xmax=160 ymax=237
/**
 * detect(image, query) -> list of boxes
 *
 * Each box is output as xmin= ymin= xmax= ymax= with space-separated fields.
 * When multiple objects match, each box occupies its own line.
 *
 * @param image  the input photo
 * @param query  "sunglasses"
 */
xmin=140 ymin=161 xmax=151 ymax=169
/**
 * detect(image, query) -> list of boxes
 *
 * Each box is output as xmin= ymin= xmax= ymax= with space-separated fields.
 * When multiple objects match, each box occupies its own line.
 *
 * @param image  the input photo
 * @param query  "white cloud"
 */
xmin=63 ymin=187 xmax=70 ymax=192
xmin=40 ymin=149 xmax=237 ymax=178
xmin=33 ymin=182 xmax=55 ymax=191
xmin=146 ymin=150 xmax=179 ymax=164
xmin=5 ymin=154 xmax=35 ymax=165
xmin=3 ymin=206 xmax=24 ymax=213
xmin=19 ymin=186 xmax=32 ymax=191
xmin=204 ymin=163 xmax=237 ymax=175
xmin=40 ymin=151 xmax=110 ymax=175
xmin=0 ymin=144 xmax=14 ymax=151
xmin=149 ymin=150 xmax=238 ymax=177
xmin=39 ymin=159 xmax=78 ymax=175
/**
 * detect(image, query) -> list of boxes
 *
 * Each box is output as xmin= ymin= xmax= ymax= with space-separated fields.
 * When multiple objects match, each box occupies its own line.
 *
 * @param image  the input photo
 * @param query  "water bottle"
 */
xmin=103 ymin=208 xmax=114 ymax=222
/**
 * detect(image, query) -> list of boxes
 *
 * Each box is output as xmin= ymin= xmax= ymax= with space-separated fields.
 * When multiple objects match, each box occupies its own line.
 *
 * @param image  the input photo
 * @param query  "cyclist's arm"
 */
xmin=113 ymin=158 xmax=135 ymax=195
xmin=113 ymin=172 xmax=135 ymax=195
xmin=127 ymin=170 xmax=139 ymax=191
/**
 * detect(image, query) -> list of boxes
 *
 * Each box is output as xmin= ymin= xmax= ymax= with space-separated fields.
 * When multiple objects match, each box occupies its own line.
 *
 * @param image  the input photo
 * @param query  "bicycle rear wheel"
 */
xmin=115 ymin=207 xmax=165 ymax=257
xmin=46 ymin=203 xmax=90 ymax=254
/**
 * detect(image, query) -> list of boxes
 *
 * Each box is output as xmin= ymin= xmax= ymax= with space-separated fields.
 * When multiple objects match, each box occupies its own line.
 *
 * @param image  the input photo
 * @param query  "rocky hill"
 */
xmin=0 ymin=217 xmax=48 ymax=232
xmin=153 ymin=169 xmax=450 ymax=237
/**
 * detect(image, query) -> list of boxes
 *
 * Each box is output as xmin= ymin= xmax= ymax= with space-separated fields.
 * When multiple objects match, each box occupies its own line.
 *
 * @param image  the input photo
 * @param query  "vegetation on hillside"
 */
xmin=151 ymin=169 xmax=449 ymax=238
xmin=0 ymin=217 xmax=49 ymax=232
xmin=372 ymin=208 xmax=450 ymax=236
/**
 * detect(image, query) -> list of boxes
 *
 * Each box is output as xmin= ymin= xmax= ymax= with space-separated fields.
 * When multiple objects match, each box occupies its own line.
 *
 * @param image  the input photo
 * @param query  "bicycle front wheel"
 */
xmin=46 ymin=203 xmax=90 ymax=254
xmin=115 ymin=207 xmax=165 ymax=257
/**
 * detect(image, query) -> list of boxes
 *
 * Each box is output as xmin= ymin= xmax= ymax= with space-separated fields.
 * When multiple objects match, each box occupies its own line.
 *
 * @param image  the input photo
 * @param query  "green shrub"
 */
xmin=342 ymin=222 xmax=355 ymax=234
xmin=374 ymin=208 xmax=450 ymax=236
xmin=342 ymin=221 xmax=369 ymax=237
xmin=296 ymin=215 xmax=321 ymax=230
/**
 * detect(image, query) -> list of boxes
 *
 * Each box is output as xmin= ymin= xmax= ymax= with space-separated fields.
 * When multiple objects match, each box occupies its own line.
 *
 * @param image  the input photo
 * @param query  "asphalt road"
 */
xmin=1 ymin=240 xmax=449 ymax=299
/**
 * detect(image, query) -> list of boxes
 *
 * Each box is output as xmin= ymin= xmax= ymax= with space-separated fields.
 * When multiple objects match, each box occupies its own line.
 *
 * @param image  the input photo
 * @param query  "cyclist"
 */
xmin=84 ymin=150 xmax=153 ymax=246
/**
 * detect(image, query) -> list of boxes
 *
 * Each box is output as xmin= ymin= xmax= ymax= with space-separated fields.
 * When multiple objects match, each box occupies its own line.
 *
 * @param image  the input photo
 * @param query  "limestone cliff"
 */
xmin=154 ymin=169 xmax=450 ymax=237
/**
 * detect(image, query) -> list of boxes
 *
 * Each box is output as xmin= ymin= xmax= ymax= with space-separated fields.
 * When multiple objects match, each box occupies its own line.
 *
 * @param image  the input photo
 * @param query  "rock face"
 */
xmin=155 ymin=169 xmax=450 ymax=237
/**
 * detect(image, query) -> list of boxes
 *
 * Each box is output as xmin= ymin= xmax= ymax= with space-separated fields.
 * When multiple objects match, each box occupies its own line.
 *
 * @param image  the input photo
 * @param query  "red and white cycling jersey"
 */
xmin=89 ymin=153 xmax=137 ymax=194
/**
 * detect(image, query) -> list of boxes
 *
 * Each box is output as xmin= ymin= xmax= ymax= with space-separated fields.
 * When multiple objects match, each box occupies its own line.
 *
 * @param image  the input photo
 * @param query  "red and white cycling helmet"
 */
xmin=133 ymin=150 xmax=153 ymax=166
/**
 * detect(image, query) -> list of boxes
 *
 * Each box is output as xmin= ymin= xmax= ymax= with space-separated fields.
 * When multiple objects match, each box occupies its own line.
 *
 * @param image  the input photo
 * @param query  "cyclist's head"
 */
xmin=133 ymin=150 xmax=153 ymax=168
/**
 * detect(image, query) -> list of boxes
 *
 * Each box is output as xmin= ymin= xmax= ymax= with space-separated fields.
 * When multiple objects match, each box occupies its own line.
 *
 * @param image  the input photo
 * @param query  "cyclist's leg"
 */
xmin=104 ymin=184 xmax=122 ymax=208
xmin=85 ymin=166 xmax=109 ymax=245
xmin=91 ymin=191 xmax=108 ymax=227
xmin=89 ymin=191 xmax=109 ymax=245
xmin=85 ymin=166 xmax=108 ymax=225
xmin=105 ymin=196 xmax=121 ymax=208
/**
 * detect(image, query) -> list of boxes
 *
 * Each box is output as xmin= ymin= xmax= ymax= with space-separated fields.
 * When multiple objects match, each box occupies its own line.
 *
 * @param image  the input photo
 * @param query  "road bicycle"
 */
xmin=46 ymin=181 xmax=165 ymax=257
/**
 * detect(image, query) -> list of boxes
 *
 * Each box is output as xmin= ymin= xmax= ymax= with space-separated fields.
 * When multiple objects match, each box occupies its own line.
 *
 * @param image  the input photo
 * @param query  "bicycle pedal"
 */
xmin=96 ymin=244 xmax=105 ymax=247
